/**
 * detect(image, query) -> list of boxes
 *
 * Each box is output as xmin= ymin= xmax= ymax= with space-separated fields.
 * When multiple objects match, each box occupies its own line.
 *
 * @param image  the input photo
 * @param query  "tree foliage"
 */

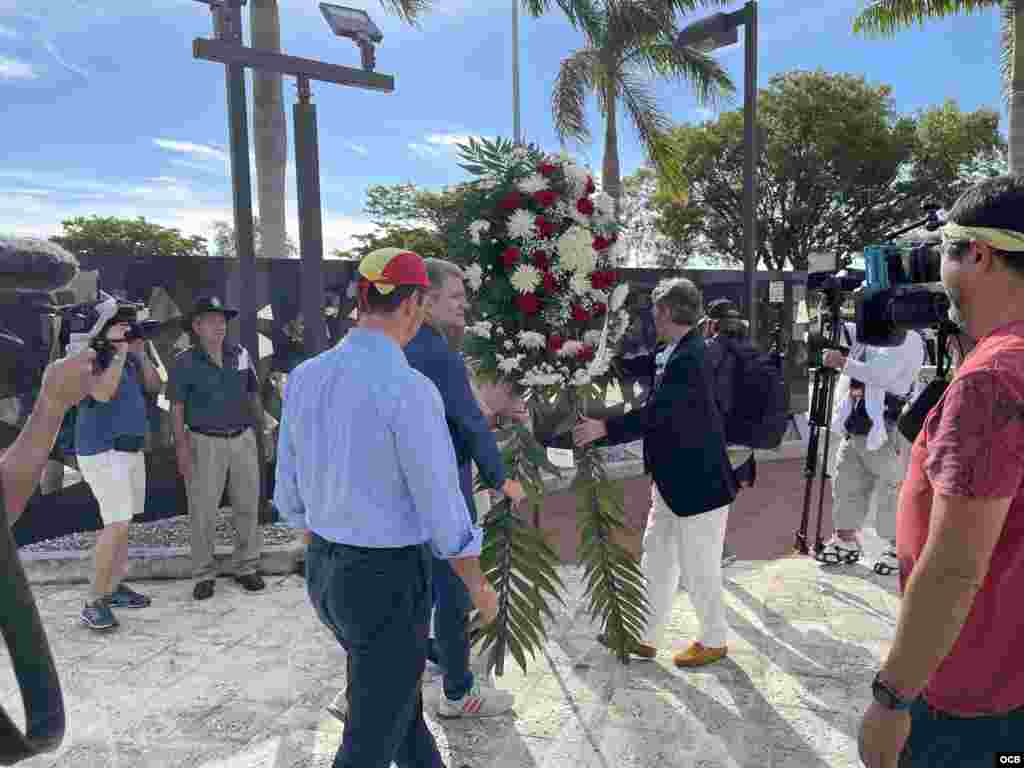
xmin=649 ymin=71 xmax=1006 ymax=270
xmin=209 ymin=218 xmax=297 ymax=259
xmin=52 ymin=216 xmax=209 ymax=261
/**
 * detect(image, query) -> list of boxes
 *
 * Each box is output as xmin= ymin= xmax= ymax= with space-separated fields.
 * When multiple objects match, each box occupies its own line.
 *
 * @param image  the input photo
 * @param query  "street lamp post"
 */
xmin=193 ymin=1 xmax=394 ymax=361
xmin=676 ymin=1 xmax=759 ymax=343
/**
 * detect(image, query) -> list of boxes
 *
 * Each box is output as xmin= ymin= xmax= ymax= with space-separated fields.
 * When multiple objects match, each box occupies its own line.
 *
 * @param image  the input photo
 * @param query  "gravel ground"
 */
xmin=19 ymin=510 xmax=301 ymax=554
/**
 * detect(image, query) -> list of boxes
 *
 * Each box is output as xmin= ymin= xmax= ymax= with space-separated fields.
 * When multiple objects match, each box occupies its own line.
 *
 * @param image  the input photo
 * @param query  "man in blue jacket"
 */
xmin=575 ymin=278 xmax=737 ymax=667
xmin=403 ymin=257 xmax=524 ymax=718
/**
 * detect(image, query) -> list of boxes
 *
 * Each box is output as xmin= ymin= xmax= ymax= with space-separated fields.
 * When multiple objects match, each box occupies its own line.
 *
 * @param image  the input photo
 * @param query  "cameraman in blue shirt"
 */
xmin=74 ymin=299 xmax=163 ymax=631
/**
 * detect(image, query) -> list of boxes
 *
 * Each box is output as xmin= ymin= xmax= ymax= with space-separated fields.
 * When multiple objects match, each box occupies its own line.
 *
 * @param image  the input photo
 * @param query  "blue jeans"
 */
xmin=426 ymin=463 xmax=476 ymax=701
xmin=305 ymin=535 xmax=444 ymax=768
xmin=899 ymin=697 xmax=1024 ymax=767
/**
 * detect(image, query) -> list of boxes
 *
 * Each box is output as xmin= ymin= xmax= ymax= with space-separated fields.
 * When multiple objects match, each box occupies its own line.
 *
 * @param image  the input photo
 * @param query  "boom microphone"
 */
xmin=0 ymin=238 xmax=79 ymax=295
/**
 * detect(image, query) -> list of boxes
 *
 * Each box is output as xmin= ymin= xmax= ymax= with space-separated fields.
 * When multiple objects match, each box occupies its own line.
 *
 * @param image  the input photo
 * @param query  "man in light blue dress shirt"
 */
xmin=273 ymin=248 xmax=498 ymax=768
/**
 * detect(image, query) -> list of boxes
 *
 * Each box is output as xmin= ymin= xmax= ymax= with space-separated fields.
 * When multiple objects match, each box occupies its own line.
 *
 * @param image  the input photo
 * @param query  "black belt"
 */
xmin=191 ymin=427 xmax=247 ymax=439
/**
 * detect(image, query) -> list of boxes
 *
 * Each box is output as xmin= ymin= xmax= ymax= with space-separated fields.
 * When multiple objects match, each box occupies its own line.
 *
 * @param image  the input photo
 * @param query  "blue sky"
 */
xmin=0 ymin=0 xmax=1007 ymax=255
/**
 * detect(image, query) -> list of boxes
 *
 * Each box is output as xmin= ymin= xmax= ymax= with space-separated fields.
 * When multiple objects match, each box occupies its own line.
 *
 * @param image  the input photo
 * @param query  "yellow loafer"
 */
xmin=596 ymin=632 xmax=657 ymax=660
xmin=673 ymin=641 xmax=727 ymax=668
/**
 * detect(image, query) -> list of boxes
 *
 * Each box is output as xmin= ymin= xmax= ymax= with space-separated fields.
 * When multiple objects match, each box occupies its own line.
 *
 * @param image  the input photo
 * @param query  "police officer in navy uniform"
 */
xmin=167 ymin=296 xmax=273 ymax=600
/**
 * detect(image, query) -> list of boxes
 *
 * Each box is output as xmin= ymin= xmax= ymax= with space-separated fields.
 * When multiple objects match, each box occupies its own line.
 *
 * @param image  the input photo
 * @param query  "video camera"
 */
xmin=60 ymin=296 xmax=161 ymax=370
xmin=853 ymin=205 xmax=953 ymax=347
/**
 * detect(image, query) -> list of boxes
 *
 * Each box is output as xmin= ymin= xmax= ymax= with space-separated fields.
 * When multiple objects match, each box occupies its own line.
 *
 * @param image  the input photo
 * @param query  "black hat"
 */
xmin=705 ymin=298 xmax=739 ymax=320
xmin=186 ymin=295 xmax=238 ymax=327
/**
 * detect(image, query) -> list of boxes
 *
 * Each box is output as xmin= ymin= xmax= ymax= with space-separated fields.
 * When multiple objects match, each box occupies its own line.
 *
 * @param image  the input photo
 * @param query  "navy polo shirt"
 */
xmin=75 ymin=357 xmax=148 ymax=456
xmin=167 ymin=343 xmax=258 ymax=431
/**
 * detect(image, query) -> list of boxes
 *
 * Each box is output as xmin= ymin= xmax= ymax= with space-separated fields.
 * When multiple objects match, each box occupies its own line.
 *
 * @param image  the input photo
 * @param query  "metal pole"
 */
xmin=512 ymin=0 xmax=521 ymax=143
xmin=217 ymin=2 xmax=258 ymax=362
xmin=742 ymin=1 xmax=758 ymax=345
xmin=294 ymin=76 xmax=327 ymax=357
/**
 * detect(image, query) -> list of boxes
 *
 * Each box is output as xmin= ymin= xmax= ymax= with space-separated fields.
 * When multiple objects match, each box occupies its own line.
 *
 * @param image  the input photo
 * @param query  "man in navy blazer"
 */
xmin=575 ymin=278 xmax=737 ymax=667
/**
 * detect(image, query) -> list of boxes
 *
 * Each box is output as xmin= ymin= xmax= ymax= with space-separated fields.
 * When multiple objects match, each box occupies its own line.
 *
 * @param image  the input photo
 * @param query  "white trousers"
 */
xmin=642 ymin=486 xmax=730 ymax=648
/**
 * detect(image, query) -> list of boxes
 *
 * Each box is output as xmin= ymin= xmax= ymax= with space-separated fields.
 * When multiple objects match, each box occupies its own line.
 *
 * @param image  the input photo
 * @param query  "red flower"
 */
xmin=516 ymin=294 xmax=541 ymax=315
xmin=542 ymin=271 xmax=558 ymax=293
xmin=547 ymin=334 xmax=564 ymax=353
xmin=501 ymin=247 xmax=521 ymax=268
xmin=571 ymin=304 xmax=591 ymax=322
xmin=532 ymin=250 xmax=550 ymax=270
xmin=538 ymin=163 xmax=558 ymax=177
xmin=535 ymin=216 xmax=557 ymax=238
xmin=576 ymin=345 xmax=595 ymax=362
xmin=593 ymin=236 xmax=611 ymax=251
xmin=585 ymin=177 xmax=596 ymax=195
xmin=499 ymin=192 xmax=524 ymax=210
xmin=592 ymin=302 xmax=607 ymax=316
xmin=592 ymin=270 xmax=618 ymax=291
xmin=533 ymin=190 xmax=558 ymax=208
xmin=577 ymin=198 xmax=595 ymax=215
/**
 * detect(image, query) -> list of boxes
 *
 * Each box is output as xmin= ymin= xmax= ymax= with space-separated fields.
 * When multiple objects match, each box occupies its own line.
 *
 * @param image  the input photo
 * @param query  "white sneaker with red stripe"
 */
xmin=437 ymin=681 xmax=514 ymax=718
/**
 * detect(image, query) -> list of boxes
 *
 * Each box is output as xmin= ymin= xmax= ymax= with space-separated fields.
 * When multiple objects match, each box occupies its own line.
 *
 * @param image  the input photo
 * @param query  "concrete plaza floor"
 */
xmin=0 ymin=545 xmax=898 ymax=768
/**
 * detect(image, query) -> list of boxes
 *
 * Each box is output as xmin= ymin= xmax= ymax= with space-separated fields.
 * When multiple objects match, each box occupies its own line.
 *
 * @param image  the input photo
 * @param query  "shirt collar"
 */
xmin=346 ymin=327 xmax=408 ymax=365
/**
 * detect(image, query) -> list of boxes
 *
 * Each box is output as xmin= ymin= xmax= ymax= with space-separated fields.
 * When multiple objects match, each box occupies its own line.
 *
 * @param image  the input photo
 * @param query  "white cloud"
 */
xmin=153 ymin=138 xmax=229 ymax=163
xmin=344 ymin=142 xmax=369 ymax=156
xmin=146 ymin=176 xmax=180 ymax=185
xmin=0 ymin=57 xmax=37 ymax=80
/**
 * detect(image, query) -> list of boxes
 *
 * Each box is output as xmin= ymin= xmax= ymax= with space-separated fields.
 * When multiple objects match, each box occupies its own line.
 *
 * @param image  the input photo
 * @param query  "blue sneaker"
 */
xmin=109 ymin=583 xmax=151 ymax=609
xmin=81 ymin=598 xmax=118 ymax=631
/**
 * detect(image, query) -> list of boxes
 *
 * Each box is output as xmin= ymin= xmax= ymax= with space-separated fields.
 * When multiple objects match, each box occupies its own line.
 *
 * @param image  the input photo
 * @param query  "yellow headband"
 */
xmin=942 ymin=223 xmax=1024 ymax=252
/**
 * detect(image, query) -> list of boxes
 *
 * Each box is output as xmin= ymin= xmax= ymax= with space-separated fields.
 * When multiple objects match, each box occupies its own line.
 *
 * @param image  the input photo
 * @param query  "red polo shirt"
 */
xmin=897 ymin=321 xmax=1024 ymax=716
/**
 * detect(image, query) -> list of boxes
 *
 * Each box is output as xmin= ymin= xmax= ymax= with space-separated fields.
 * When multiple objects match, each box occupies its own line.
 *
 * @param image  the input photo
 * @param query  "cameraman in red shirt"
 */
xmin=858 ymin=175 xmax=1024 ymax=767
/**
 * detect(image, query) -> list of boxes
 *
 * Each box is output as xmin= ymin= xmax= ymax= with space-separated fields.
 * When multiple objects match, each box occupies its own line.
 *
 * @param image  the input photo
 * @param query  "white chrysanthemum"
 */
xmin=564 ymin=163 xmax=590 ymax=191
xmin=589 ymin=288 xmax=608 ymax=304
xmin=509 ymin=264 xmax=541 ymax=294
xmin=507 ymin=209 xmax=537 ymax=240
xmin=467 ymin=220 xmax=490 ymax=245
xmin=583 ymin=330 xmax=602 ymax=347
xmin=593 ymin=192 xmax=614 ymax=215
xmin=517 ymin=331 xmax=546 ymax=350
xmin=559 ymin=340 xmax=584 ymax=358
xmin=466 ymin=321 xmax=493 ymax=338
xmin=569 ymin=205 xmax=591 ymax=226
xmin=517 ymin=173 xmax=550 ymax=195
xmin=511 ymin=147 xmax=530 ymax=162
xmin=557 ymin=226 xmax=597 ymax=273
xmin=504 ymin=340 xmax=515 ymax=350
xmin=464 ymin=263 xmax=483 ymax=292
xmin=607 ymin=238 xmax=627 ymax=265
xmin=570 ymin=271 xmax=592 ymax=296
xmin=571 ymin=368 xmax=592 ymax=386
xmin=497 ymin=354 xmax=523 ymax=374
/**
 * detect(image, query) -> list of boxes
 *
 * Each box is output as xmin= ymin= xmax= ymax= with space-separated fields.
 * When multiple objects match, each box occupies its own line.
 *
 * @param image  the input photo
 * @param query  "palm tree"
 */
xmin=853 ymin=1 xmax=1023 ymax=174
xmin=550 ymin=0 xmax=734 ymax=205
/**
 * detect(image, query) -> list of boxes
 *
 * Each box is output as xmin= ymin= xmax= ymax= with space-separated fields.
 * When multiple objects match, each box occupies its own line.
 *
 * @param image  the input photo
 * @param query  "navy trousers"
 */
xmin=306 ymin=534 xmax=444 ymax=768
xmin=899 ymin=697 xmax=1024 ymax=767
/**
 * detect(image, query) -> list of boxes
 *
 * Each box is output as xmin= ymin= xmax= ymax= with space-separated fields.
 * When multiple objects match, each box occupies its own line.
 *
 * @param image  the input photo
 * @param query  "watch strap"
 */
xmin=872 ymin=672 xmax=913 ymax=711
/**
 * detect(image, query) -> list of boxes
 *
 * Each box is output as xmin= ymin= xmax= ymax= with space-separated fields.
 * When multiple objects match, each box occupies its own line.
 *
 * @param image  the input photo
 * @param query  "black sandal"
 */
xmin=815 ymin=539 xmax=862 ymax=567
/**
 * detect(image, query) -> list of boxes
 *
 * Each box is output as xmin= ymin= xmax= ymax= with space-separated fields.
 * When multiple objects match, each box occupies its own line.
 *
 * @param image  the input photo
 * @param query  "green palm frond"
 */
xmin=619 ymin=69 xmax=688 ymax=191
xmin=573 ymin=437 xmax=649 ymax=664
xmin=376 ymin=0 xmax=435 ymax=24
xmin=475 ymin=424 xmax=567 ymax=676
xmin=1001 ymin=2 xmax=1018 ymax=101
xmin=629 ymin=40 xmax=735 ymax=105
xmin=852 ymin=0 xmax=1002 ymax=37
xmin=552 ymin=48 xmax=601 ymax=142
xmin=523 ymin=0 xmax=606 ymax=37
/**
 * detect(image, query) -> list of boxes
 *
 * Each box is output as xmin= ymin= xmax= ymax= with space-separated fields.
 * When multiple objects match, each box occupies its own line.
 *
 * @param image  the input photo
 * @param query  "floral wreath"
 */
xmin=452 ymin=139 xmax=630 ymax=397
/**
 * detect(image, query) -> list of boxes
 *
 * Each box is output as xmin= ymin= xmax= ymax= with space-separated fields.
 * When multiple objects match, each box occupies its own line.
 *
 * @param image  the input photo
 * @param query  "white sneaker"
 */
xmin=437 ymin=681 xmax=514 ymax=718
xmin=424 ymin=659 xmax=443 ymax=681
xmin=326 ymin=689 xmax=347 ymax=723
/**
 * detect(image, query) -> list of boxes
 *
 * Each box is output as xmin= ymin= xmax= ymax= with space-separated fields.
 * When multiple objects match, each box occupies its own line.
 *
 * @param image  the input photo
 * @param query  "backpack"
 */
xmin=722 ymin=341 xmax=788 ymax=450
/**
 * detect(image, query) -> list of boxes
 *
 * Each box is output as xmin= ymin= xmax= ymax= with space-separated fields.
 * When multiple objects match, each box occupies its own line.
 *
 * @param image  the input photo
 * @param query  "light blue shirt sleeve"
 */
xmin=272 ymin=373 xmax=306 ymax=530
xmin=393 ymin=377 xmax=483 ymax=559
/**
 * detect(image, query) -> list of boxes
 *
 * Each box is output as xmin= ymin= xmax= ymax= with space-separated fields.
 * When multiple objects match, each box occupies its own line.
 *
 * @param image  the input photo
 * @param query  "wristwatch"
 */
xmin=871 ymin=672 xmax=913 ymax=711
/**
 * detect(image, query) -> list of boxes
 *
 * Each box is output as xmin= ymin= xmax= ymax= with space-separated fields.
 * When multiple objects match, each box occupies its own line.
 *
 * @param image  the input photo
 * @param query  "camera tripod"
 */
xmin=794 ymin=279 xmax=844 ymax=556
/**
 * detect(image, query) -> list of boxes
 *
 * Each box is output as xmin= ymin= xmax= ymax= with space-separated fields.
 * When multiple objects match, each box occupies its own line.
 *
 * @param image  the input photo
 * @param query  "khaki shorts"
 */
xmin=77 ymin=449 xmax=146 ymax=525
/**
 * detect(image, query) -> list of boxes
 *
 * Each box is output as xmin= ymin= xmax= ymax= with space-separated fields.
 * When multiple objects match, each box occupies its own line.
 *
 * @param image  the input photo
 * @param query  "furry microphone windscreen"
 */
xmin=0 ymin=237 xmax=79 ymax=294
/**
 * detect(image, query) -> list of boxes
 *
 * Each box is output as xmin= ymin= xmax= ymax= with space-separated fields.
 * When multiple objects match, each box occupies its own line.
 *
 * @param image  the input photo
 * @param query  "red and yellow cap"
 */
xmin=357 ymin=248 xmax=430 ymax=303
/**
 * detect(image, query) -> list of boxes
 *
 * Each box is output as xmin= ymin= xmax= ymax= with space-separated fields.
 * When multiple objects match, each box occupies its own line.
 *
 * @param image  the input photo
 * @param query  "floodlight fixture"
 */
xmin=319 ymin=3 xmax=382 ymax=70
xmin=674 ymin=13 xmax=738 ymax=53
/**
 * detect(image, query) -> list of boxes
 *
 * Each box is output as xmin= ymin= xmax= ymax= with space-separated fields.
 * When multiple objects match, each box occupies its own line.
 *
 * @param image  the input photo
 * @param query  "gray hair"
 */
xmin=424 ymin=258 xmax=464 ymax=295
xmin=651 ymin=278 xmax=702 ymax=327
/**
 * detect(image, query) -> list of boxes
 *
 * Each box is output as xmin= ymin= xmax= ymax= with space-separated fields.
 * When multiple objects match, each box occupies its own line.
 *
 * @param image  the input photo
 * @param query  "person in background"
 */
xmin=274 ymin=248 xmax=500 ymax=768
xmin=74 ymin=299 xmax=163 ymax=630
xmin=168 ymin=296 xmax=272 ymax=601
